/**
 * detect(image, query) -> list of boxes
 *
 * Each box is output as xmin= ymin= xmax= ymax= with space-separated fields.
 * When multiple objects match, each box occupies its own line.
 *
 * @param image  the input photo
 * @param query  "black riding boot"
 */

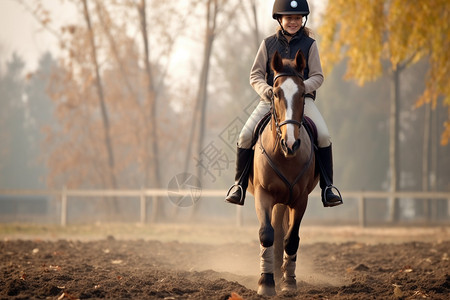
xmin=225 ymin=147 xmax=254 ymax=206
xmin=317 ymin=145 xmax=343 ymax=207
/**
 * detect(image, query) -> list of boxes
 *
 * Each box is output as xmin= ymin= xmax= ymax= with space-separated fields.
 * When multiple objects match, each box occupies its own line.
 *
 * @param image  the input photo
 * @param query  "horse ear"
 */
xmin=271 ymin=51 xmax=283 ymax=73
xmin=294 ymin=50 xmax=306 ymax=73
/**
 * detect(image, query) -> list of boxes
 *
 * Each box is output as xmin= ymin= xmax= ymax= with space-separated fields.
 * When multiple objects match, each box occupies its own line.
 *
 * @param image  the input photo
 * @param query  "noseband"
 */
xmin=271 ymin=72 xmax=306 ymax=144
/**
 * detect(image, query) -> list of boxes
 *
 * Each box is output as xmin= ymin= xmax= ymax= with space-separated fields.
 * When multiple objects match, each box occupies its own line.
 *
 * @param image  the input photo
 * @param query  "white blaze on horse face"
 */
xmin=280 ymin=78 xmax=299 ymax=145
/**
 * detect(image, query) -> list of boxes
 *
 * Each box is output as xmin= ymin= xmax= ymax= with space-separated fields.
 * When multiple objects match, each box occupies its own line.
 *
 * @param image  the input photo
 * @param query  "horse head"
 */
xmin=270 ymin=50 xmax=306 ymax=158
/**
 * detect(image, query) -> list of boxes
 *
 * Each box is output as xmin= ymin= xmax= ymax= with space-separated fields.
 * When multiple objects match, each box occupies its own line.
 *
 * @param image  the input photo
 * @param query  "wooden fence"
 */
xmin=0 ymin=189 xmax=449 ymax=227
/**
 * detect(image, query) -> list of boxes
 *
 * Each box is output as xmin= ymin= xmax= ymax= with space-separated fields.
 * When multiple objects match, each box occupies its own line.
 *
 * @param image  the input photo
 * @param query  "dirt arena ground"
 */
xmin=1 ymin=224 xmax=449 ymax=299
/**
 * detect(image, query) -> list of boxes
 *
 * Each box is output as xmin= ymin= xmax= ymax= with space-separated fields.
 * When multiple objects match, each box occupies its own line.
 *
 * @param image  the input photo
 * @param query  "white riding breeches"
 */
xmin=238 ymin=100 xmax=271 ymax=149
xmin=237 ymin=97 xmax=331 ymax=149
xmin=304 ymin=98 xmax=332 ymax=147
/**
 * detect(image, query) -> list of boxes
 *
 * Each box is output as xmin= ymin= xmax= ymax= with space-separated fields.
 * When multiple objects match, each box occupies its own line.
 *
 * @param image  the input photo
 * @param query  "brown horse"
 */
xmin=247 ymin=49 xmax=319 ymax=296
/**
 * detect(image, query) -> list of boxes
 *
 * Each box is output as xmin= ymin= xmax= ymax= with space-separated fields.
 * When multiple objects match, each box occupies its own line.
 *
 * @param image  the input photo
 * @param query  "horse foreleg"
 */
xmin=272 ymin=204 xmax=288 ymax=282
xmin=255 ymin=192 xmax=276 ymax=296
xmin=281 ymin=204 xmax=306 ymax=293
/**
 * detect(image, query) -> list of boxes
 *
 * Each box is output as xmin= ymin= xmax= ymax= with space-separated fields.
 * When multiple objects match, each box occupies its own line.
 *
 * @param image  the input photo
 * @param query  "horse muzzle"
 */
xmin=281 ymin=138 xmax=301 ymax=157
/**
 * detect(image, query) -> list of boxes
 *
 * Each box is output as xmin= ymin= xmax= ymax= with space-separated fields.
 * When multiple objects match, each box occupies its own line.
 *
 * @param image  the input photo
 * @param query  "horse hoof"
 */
xmin=281 ymin=285 xmax=297 ymax=293
xmin=257 ymin=273 xmax=276 ymax=296
xmin=281 ymin=276 xmax=297 ymax=293
xmin=257 ymin=285 xmax=276 ymax=296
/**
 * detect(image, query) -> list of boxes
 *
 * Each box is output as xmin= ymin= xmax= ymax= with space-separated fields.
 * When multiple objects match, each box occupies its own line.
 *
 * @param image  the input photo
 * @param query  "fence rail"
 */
xmin=1 ymin=189 xmax=449 ymax=227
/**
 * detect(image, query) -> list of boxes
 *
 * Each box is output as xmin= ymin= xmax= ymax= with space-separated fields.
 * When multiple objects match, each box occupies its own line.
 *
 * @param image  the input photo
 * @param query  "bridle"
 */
xmin=271 ymin=72 xmax=306 ymax=147
xmin=258 ymin=70 xmax=314 ymax=206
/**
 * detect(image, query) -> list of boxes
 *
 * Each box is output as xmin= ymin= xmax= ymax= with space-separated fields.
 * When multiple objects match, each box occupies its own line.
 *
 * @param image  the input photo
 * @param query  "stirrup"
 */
xmin=322 ymin=185 xmax=343 ymax=207
xmin=225 ymin=183 xmax=244 ymax=205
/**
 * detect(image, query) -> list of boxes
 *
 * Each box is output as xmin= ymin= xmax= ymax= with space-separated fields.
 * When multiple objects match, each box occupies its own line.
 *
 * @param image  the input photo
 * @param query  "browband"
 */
xmin=273 ymin=72 xmax=304 ymax=82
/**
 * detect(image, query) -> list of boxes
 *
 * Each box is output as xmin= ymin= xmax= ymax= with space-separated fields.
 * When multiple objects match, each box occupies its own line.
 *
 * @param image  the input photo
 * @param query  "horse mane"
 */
xmin=280 ymin=61 xmax=301 ymax=77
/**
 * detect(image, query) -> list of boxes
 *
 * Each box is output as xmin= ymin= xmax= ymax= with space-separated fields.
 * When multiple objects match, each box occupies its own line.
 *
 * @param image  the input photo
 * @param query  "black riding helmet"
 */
xmin=272 ymin=0 xmax=309 ymax=36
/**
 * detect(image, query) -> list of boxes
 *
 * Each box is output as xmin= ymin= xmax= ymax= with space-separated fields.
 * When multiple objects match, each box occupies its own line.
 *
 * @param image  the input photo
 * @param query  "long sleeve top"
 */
xmin=249 ymin=30 xmax=324 ymax=102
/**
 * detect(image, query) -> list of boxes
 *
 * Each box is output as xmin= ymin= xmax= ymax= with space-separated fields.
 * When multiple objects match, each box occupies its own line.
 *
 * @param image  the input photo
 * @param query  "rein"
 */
xmin=258 ymin=121 xmax=314 ymax=207
xmin=258 ymin=72 xmax=313 ymax=206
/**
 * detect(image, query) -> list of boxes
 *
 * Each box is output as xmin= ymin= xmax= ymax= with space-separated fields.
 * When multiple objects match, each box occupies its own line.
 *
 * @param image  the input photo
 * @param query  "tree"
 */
xmin=0 ymin=54 xmax=29 ymax=188
xmin=81 ymin=0 xmax=119 ymax=210
xmin=319 ymin=0 xmax=450 ymax=220
xmin=25 ymin=52 xmax=59 ymax=188
xmin=184 ymin=0 xmax=239 ymax=180
xmin=238 ymin=0 xmax=261 ymax=50
xmin=18 ymin=0 xmax=200 ymax=221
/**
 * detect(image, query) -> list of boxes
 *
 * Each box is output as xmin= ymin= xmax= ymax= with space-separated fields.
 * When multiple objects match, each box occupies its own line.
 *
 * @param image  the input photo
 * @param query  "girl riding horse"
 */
xmin=225 ymin=0 xmax=343 ymax=208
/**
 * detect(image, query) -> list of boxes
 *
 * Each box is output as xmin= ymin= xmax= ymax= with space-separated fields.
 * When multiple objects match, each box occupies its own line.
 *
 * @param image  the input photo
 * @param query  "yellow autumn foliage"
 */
xmin=319 ymin=0 xmax=450 ymax=145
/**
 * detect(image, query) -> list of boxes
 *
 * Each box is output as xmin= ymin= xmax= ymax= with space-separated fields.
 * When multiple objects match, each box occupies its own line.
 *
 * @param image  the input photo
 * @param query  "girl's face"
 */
xmin=280 ymin=15 xmax=303 ymax=35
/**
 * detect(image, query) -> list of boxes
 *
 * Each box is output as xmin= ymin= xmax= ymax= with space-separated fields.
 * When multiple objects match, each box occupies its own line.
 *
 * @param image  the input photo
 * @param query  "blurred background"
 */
xmin=0 ymin=0 xmax=449 ymax=227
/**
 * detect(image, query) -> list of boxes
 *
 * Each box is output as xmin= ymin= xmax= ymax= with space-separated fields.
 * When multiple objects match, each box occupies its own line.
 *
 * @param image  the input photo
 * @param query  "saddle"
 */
xmin=251 ymin=113 xmax=318 ymax=149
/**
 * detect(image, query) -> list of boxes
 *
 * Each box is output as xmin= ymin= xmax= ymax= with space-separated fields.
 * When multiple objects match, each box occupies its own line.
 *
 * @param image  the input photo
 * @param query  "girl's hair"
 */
xmin=303 ymin=26 xmax=313 ymax=37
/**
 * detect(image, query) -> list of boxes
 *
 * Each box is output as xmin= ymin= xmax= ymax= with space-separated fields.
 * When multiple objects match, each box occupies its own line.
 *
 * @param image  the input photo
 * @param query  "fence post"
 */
xmin=358 ymin=195 xmax=366 ymax=227
xmin=150 ymin=195 xmax=158 ymax=223
xmin=61 ymin=186 xmax=67 ymax=226
xmin=236 ymin=206 xmax=243 ymax=227
xmin=140 ymin=188 xmax=146 ymax=224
